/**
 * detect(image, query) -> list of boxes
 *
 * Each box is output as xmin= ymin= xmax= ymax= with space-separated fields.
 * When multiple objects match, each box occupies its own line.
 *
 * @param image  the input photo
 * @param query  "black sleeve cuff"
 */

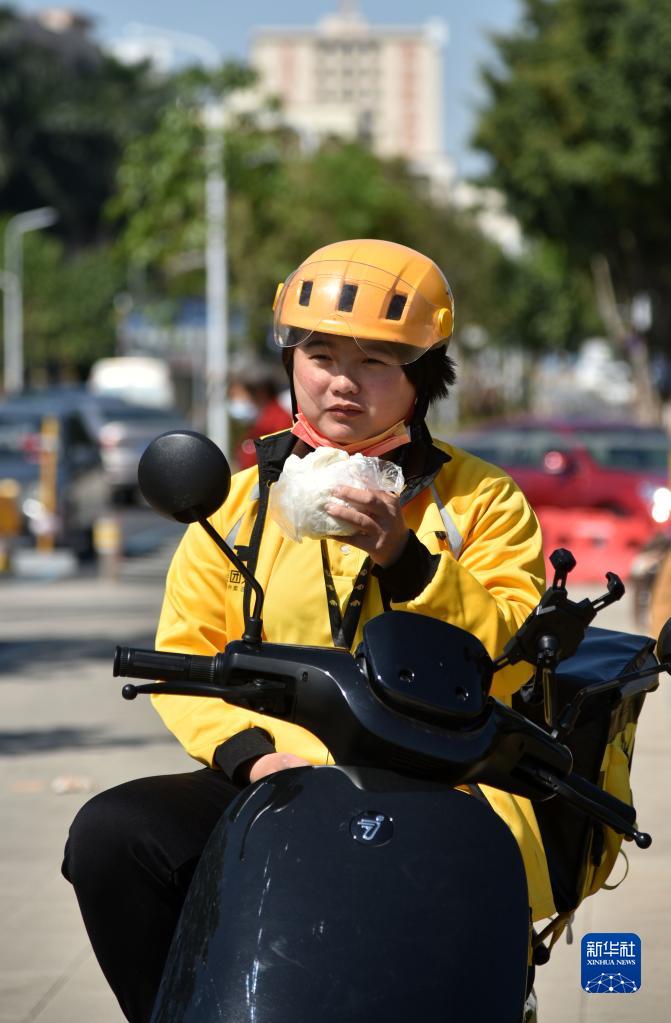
xmin=214 ymin=728 xmax=276 ymax=786
xmin=372 ymin=530 xmax=440 ymax=604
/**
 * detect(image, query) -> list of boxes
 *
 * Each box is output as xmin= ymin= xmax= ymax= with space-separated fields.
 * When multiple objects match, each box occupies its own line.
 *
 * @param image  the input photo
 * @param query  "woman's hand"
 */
xmin=248 ymin=752 xmax=312 ymax=783
xmin=325 ymin=486 xmax=410 ymax=567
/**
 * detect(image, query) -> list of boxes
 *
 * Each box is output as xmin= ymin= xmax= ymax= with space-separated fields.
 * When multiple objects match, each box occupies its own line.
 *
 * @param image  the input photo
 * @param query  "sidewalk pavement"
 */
xmin=0 ymin=556 xmax=669 ymax=1022
xmin=1 ymin=547 xmax=191 ymax=1023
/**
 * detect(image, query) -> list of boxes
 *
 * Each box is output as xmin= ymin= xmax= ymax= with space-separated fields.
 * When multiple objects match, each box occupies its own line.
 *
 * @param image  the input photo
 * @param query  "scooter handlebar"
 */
xmin=112 ymin=643 xmax=651 ymax=846
xmin=113 ymin=646 xmax=227 ymax=687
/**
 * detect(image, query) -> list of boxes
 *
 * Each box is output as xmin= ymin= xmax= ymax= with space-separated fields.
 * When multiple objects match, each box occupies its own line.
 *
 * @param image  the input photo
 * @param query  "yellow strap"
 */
xmin=602 ymin=848 xmax=630 ymax=891
xmin=532 ymin=910 xmax=575 ymax=956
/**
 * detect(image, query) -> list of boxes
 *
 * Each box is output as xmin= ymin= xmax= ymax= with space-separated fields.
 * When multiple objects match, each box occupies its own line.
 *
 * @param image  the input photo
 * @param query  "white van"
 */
xmin=88 ymin=357 xmax=176 ymax=409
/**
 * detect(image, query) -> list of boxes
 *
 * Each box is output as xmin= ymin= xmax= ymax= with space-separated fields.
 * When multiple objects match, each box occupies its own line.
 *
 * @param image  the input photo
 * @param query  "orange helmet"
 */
xmin=273 ymin=239 xmax=454 ymax=365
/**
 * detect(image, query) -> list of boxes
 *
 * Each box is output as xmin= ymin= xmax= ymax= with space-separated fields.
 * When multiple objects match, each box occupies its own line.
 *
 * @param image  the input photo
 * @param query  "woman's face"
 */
xmin=292 ymin=333 xmax=416 ymax=444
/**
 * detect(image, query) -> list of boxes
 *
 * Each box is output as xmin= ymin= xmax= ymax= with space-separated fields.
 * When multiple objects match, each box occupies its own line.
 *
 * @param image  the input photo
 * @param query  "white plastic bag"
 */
xmin=269 ymin=447 xmax=405 ymax=542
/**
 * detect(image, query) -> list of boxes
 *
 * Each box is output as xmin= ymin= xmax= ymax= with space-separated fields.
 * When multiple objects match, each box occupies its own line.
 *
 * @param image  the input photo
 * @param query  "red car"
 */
xmin=453 ymin=419 xmax=671 ymax=580
xmin=454 ymin=419 xmax=670 ymax=523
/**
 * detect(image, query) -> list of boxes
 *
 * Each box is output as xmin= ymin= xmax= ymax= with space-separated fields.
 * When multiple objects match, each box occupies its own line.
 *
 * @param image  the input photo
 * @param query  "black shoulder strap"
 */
xmin=241 ymin=430 xmax=296 ymax=623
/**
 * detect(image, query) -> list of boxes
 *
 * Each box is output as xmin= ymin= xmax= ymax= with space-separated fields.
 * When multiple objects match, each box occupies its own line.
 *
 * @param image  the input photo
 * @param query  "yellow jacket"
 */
xmin=153 ymin=431 xmax=555 ymax=919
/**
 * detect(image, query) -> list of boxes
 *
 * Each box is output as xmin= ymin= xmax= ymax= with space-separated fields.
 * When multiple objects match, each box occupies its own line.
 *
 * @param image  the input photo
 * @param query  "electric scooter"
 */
xmin=114 ymin=431 xmax=670 ymax=1023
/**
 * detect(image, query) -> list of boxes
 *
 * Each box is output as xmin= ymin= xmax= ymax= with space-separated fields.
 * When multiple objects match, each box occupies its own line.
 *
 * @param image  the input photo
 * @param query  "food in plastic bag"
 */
xmin=269 ymin=447 xmax=405 ymax=542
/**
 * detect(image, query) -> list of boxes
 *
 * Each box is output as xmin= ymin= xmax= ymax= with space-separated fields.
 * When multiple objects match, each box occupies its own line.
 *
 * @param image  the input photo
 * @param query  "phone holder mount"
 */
xmin=493 ymin=548 xmax=625 ymax=731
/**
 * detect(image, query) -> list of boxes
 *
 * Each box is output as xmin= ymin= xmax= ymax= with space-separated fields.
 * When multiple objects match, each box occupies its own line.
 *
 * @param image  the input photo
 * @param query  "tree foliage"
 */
xmin=2 ymin=1 xmax=612 ymax=385
xmin=108 ymin=64 xmax=257 ymax=269
xmin=17 ymin=227 xmax=127 ymax=379
xmin=111 ymin=91 xmax=519 ymax=357
xmin=474 ymin=0 xmax=671 ymax=352
xmin=0 ymin=7 xmax=196 ymax=380
xmin=0 ymin=5 xmax=167 ymax=245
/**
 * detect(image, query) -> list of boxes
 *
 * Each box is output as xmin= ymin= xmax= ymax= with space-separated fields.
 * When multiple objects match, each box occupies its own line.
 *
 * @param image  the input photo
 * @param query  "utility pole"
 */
xmin=0 ymin=269 xmax=19 ymax=396
xmin=203 ymin=107 xmax=229 ymax=455
xmin=119 ymin=23 xmax=230 ymax=455
xmin=3 ymin=207 xmax=59 ymax=394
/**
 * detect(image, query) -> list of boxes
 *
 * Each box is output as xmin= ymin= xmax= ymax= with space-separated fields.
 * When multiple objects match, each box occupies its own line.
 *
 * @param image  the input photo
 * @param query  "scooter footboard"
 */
xmin=152 ymin=767 xmax=530 ymax=1023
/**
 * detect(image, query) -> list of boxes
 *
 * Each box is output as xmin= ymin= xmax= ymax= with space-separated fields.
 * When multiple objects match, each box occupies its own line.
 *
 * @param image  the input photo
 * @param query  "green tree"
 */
xmin=491 ymin=241 xmax=600 ymax=353
xmin=18 ymin=228 xmax=126 ymax=380
xmin=474 ymin=0 xmax=671 ymax=410
xmin=109 ymin=64 xmax=256 ymax=271
xmin=111 ymin=90 xmax=516 ymax=358
xmin=0 ymin=6 xmax=188 ymax=379
xmin=0 ymin=5 xmax=167 ymax=244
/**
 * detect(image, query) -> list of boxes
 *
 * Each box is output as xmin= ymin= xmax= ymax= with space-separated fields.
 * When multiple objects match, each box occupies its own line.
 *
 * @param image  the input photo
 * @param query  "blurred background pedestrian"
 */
xmin=229 ymin=360 xmax=292 ymax=469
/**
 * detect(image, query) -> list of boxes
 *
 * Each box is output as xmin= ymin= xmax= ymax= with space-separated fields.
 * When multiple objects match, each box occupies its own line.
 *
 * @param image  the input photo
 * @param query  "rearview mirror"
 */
xmin=138 ymin=431 xmax=231 ymax=523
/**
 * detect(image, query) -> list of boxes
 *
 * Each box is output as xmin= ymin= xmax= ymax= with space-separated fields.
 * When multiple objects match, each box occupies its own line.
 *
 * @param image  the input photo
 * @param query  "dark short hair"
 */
xmin=281 ymin=341 xmax=456 ymax=409
xmin=402 ymin=345 xmax=456 ymax=406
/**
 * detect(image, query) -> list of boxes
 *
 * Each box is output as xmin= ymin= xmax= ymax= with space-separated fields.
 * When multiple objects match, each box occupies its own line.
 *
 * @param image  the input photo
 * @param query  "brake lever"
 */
xmin=122 ymin=680 xmax=287 ymax=701
xmin=122 ymin=678 xmax=290 ymax=718
xmin=535 ymin=767 xmax=652 ymax=849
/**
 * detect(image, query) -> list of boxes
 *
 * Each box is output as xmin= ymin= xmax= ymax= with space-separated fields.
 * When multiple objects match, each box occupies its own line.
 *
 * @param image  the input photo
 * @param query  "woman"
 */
xmin=63 ymin=239 xmax=554 ymax=1023
xmin=228 ymin=360 xmax=292 ymax=470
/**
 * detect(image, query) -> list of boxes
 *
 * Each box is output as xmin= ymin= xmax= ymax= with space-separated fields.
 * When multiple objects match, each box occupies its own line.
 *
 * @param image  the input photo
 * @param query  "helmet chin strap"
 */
xmin=288 ymin=372 xmax=299 ymax=420
xmin=409 ymin=391 xmax=430 ymax=442
xmin=281 ymin=349 xmax=299 ymax=420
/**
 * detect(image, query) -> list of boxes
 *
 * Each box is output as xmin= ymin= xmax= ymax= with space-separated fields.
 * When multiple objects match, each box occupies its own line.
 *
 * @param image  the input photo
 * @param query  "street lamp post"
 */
xmin=119 ymin=23 xmax=230 ymax=456
xmin=203 ymin=106 xmax=229 ymax=455
xmin=0 ymin=269 xmax=20 ymax=396
xmin=3 ymin=207 xmax=59 ymax=394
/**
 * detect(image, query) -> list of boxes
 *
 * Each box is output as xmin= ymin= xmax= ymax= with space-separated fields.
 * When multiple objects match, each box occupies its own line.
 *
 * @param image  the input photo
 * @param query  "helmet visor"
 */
xmin=278 ymin=322 xmax=426 ymax=366
xmin=274 ymin=261 xmax=449 ymax=366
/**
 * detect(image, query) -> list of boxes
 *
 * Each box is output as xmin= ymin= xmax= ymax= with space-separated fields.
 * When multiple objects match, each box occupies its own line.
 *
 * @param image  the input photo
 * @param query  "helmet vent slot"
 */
xmin=386 ymin=294 xmax=407 ymax=320
xmin=298 ymin=281 xmax=313 ymax=306
xmin=337 ymin=283 xmax=358 ymax=312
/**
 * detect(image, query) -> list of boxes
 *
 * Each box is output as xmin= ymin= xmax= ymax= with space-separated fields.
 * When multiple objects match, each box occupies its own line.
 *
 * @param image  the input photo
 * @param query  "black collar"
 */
xmin=392 ymin=421 xmax=450 ymax=481
xmin=254 ymin=430 xmax=299 ymax=482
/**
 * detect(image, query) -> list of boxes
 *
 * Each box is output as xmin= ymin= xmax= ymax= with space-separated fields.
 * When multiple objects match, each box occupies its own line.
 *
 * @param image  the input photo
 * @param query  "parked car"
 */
xmin=91 ymin=400 xmax=190 ymax=503
xmin=88 ymin=356 xmax=176 ymax=409
xmin=6 ymin=387 xmax=191 ymax=503
xmin=453 ymin=418 xmax=670 ymax=526
xmin=0 ymin=391 xmax=110 ymax=558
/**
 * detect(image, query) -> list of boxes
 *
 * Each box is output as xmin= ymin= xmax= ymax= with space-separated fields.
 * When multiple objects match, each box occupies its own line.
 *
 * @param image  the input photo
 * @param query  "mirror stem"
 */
xmin=198 ymin=518 xmax=264 ymax=645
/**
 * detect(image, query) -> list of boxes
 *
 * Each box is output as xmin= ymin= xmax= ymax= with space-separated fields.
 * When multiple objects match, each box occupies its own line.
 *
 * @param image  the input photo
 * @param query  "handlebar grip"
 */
xmin=113 ymin=646 xmax=218 ymax=685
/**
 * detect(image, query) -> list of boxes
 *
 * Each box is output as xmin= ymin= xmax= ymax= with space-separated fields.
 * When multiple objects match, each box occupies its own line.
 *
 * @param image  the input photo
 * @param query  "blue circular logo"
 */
xmin=350 ymin=812 xmax=394 ymax=846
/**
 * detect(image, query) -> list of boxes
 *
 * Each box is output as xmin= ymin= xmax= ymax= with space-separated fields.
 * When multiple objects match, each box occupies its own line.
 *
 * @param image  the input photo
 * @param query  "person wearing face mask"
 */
xmin=62 ymin=239 xmax=554 ymax=1023
xmin=228 ymin=362 xmax=292 ymax=470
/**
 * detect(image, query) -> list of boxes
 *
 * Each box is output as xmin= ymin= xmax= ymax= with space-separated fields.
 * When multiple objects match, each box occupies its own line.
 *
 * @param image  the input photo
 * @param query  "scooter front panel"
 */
xmin=152 ymin=767 xmax=530 ymax=1023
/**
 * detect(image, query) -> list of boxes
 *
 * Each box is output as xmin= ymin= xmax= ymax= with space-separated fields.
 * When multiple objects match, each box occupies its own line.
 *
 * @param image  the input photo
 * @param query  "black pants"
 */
xmin=62 ymin=768 xmax=240 ymax=1023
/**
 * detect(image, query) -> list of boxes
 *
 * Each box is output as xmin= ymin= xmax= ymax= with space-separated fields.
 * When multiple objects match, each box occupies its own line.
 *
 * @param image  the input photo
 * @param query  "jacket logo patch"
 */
xmin=229 ymin=569 xmax=244 ymax=588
